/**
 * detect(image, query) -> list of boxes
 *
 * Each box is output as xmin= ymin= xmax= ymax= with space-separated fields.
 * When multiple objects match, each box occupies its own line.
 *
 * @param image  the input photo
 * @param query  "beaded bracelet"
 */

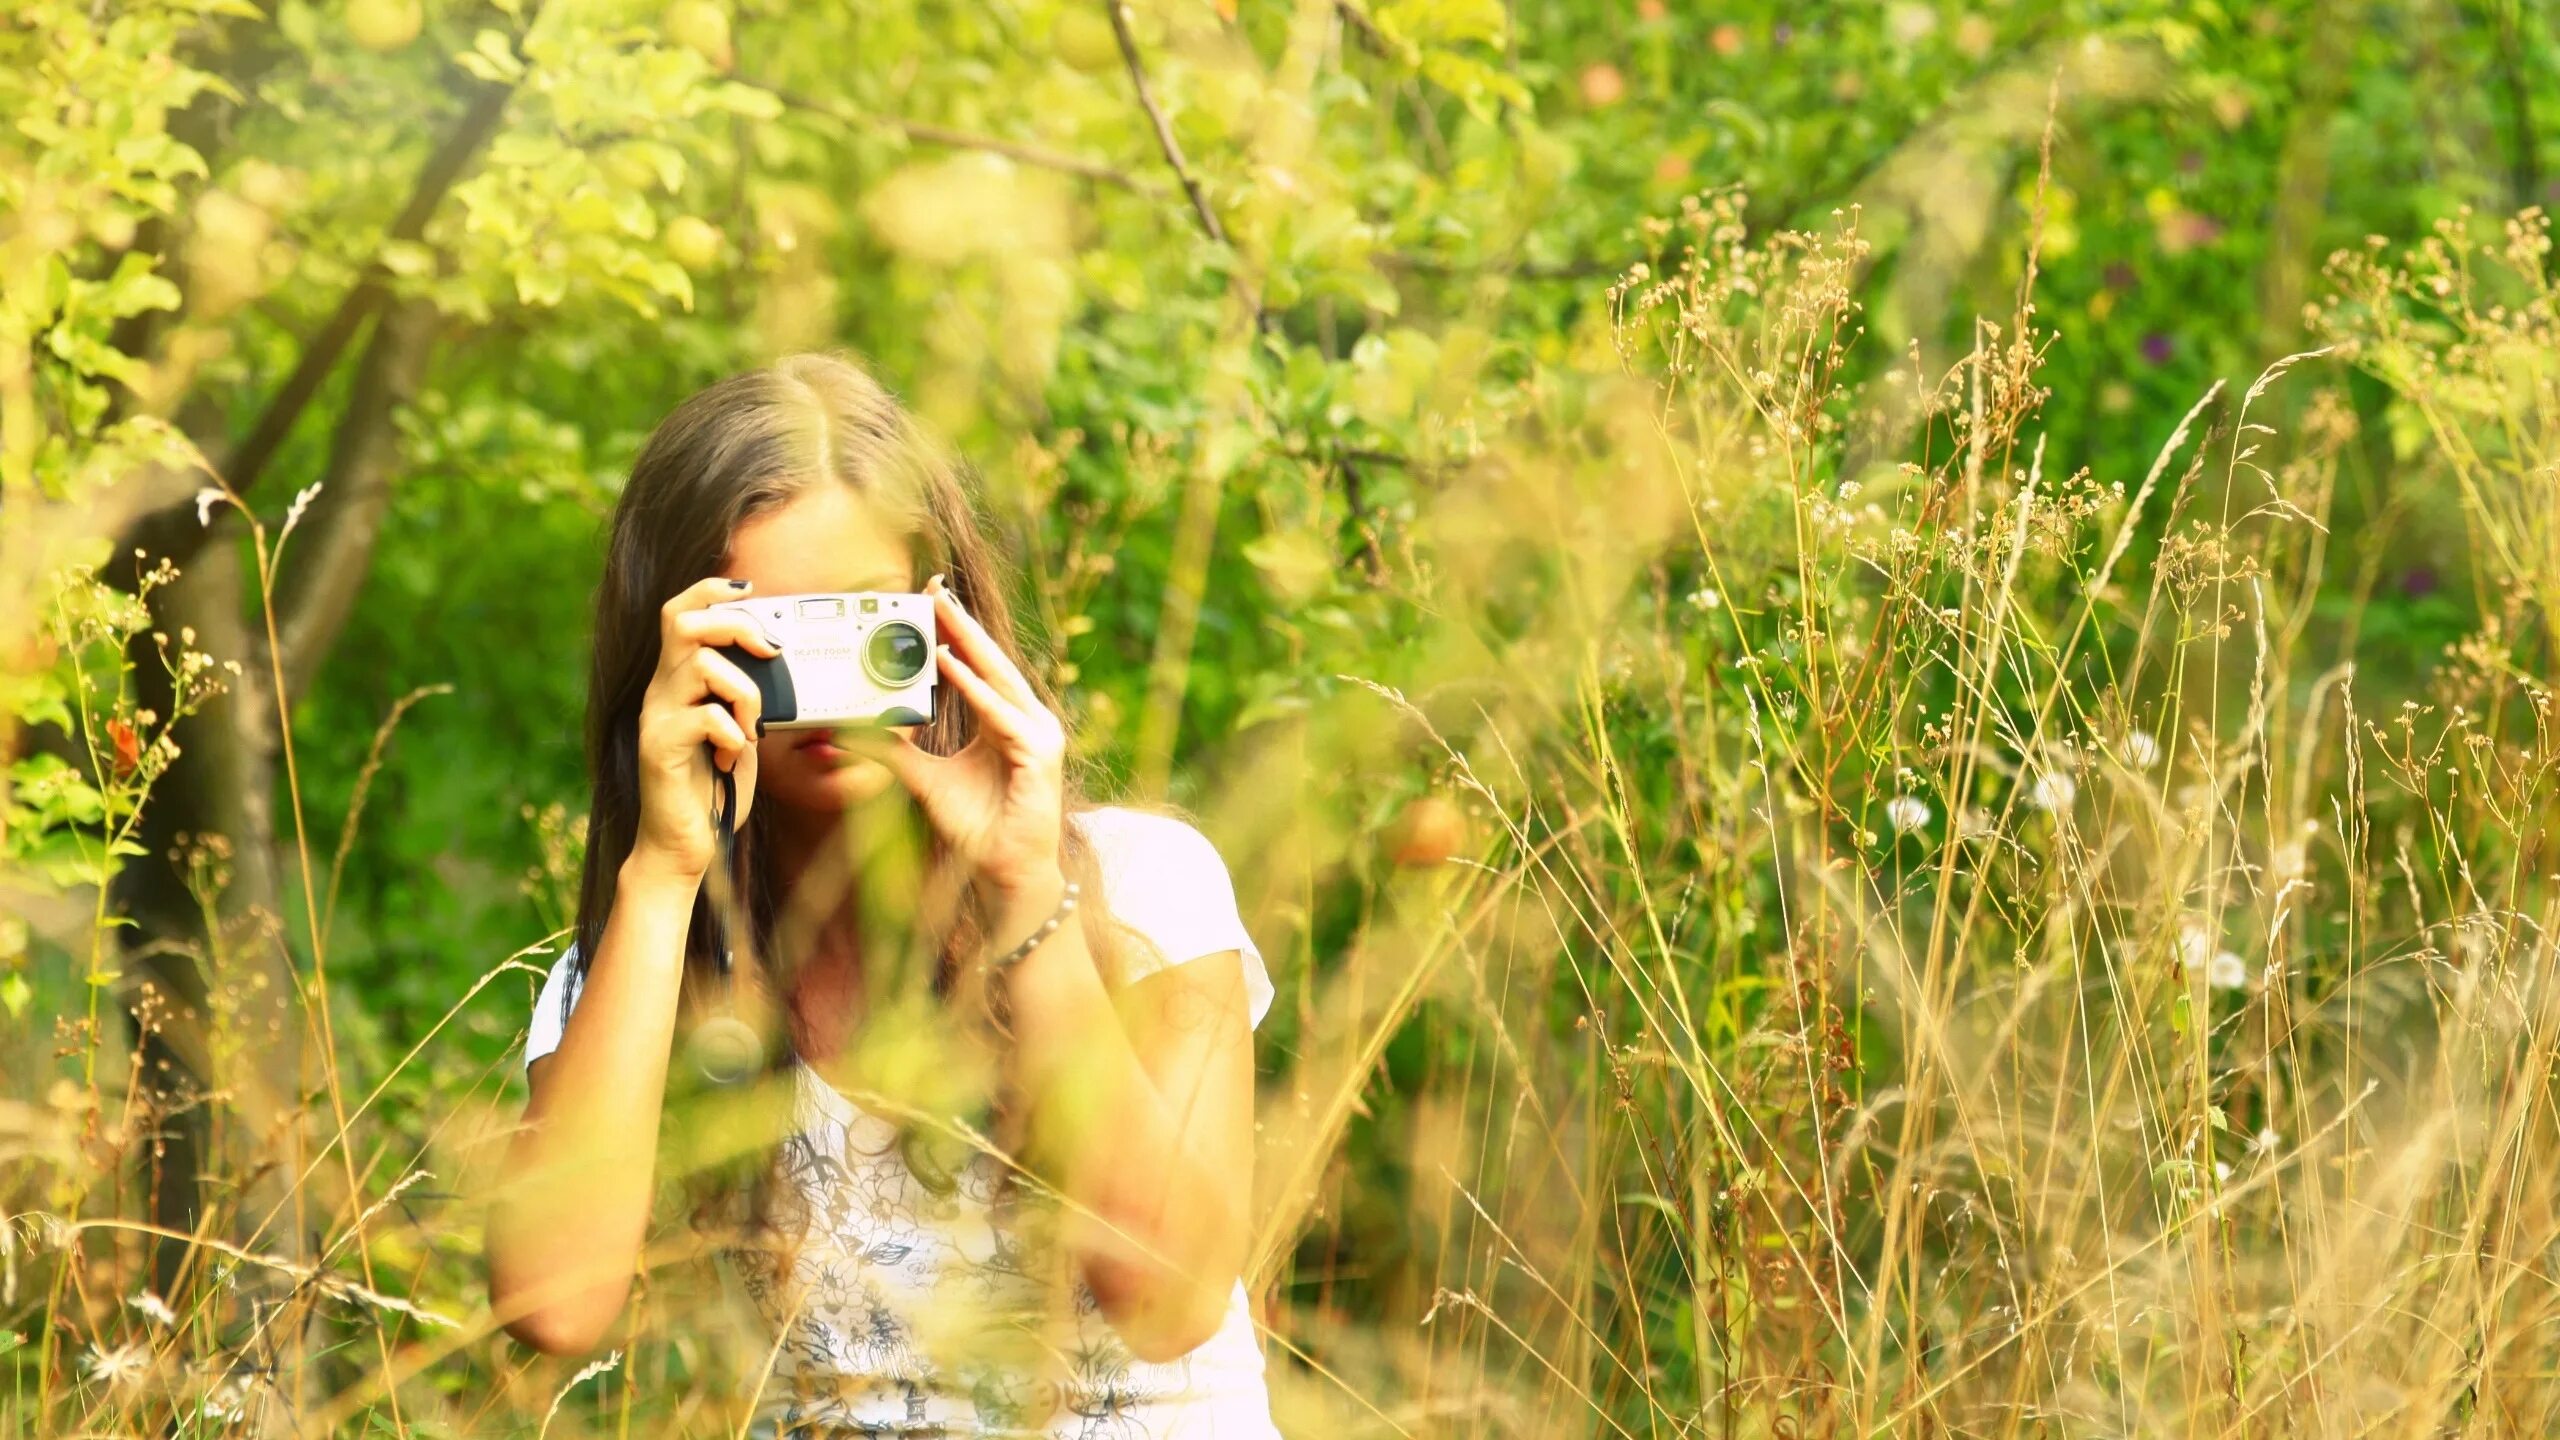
xmin=987 ymin=880 xmax=1082 ymax=972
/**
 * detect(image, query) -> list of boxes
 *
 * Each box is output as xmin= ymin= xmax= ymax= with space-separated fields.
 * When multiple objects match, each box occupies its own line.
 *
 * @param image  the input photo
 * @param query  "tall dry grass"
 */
xmin=6 ymin=196 xmax=2558 ymax=1439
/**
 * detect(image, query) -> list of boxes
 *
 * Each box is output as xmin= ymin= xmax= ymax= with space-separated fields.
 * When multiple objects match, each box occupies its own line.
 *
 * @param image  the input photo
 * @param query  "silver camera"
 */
xmin=709 ymin=591 xmax=937 ymax=731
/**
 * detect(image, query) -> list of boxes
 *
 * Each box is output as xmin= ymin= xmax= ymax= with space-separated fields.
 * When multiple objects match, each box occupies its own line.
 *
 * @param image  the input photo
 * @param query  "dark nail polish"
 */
xmin=727 ymin=578 xmax=750 ymax=590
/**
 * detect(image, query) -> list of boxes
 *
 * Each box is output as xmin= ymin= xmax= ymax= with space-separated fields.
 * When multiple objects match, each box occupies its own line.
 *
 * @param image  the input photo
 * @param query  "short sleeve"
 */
xmin=522 ymin=944 xmax=585 ymax=1072
xmin=1076 ymin=807 xmax=1276 ymax=1030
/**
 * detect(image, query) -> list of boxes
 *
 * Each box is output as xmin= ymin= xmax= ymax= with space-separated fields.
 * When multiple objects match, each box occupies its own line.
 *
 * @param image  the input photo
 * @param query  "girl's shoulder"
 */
xmin=1070 ymin=804 xmax=1273 ymax=1025
xmin=1071 ymin=800 xmax=1210 ymax=848
xmin=1071 ymin=803 xmax=1238 ymax=896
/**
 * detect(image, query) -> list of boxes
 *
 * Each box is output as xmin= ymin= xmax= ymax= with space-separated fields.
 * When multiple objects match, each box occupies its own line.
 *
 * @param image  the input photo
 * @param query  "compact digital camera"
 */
xmin=709 ymin=591 xmax=937 ymax=732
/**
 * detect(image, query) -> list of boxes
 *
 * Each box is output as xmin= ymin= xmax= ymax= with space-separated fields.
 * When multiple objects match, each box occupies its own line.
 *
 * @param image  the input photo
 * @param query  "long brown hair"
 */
xmin=568 ymin=350 xmax=1125 ymax=1156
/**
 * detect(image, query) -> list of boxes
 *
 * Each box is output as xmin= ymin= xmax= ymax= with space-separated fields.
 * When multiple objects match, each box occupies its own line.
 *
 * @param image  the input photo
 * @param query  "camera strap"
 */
xmin=708 ymin=756 xmax=739 ymax=980
xmin=686 ymin=746 xmax=761 ymax=1085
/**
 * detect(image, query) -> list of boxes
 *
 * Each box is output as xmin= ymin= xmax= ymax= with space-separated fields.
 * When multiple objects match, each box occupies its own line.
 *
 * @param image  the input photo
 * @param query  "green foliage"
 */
xmin=4 ymin=0 xmax=2560 ymax=1432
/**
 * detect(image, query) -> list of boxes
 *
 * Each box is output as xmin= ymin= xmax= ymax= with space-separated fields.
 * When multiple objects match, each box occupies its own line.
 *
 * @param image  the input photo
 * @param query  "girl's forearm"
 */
xmin=485 ymin=858 xmax=698 ymax=1354
xmin=991 ymin=877 xmax=1248 ymax=1357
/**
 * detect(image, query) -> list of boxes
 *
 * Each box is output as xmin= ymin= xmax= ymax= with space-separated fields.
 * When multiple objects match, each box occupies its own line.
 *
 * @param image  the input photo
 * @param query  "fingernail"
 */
xmin=926 ymin=572 xmax=947 ymax=595
xmin=727 ymin=578 xmax=750 ymax=590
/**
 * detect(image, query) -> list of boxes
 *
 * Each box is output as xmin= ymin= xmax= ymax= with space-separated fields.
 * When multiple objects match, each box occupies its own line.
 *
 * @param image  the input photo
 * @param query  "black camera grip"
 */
xmin=714 ymin=644 xmax=800 ymax=733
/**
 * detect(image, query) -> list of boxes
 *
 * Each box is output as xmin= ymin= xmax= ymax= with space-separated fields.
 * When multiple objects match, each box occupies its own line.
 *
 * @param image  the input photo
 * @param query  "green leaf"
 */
xmin=1347 ymin=265 xmax=1401 ymax=317
xmin=711 ymin=83 xmax=784 ymax=122
xmin=1243 ymin=527 xmax=1337 ymax=604
xmin=459 ymin=30 xmax=526 ymax=83
xmin=380 ymin=240 xmax=437 ymax=278
xmin=513 ymin=261 xmax=568 ymax=308
xmin=645 ymin=259 xmax=695 ymax=312
xmin=95 ymin=252 xmax=183 ymax=319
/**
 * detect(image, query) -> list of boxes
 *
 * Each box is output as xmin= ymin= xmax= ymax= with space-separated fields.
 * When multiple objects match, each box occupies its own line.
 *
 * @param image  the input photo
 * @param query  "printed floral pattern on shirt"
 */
xmin=724 ymin=1066 xmax=1195 ymax=1438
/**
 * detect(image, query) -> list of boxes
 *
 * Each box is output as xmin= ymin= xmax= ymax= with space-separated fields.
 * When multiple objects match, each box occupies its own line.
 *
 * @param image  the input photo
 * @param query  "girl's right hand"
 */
xmin=628 ymin=577 xmax=781 ymax=884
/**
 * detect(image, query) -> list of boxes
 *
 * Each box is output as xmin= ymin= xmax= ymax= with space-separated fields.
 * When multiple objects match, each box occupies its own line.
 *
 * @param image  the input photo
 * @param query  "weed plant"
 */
xmin=8 ymin=196 xmax=2559 ymax=1438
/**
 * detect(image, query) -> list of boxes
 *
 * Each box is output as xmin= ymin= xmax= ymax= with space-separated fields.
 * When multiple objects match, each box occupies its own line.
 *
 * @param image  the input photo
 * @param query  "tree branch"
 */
xmin=271 ymin=298 xmax=440 ymax=706
xmin=1101 ymin=0 xmax=1278 ymax=340
xmin=1103 ymin=0 xmax=1229 ymax=247
xmin=766 ymin=84 xmax=1155 ymax=192
xmin=1377 ymin=250 xmax=1634 ymax=282
xmin=2475 ymin=0 xmax=2544 ymax=214
xmin=1333 ymin=0 xmax=1397 ymax=59
xmin=220 ymin=76 xmax=513 ymax=504
xmin=117 ymin=68 xmax=524 ymax=582
xmin=1335 ymin=453 xmax=1386 ymax=583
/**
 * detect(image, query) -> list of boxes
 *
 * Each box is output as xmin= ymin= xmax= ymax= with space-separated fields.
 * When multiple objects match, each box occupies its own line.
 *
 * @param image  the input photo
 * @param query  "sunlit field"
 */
xmin=8 ymin=2 xmax=2560 ymax=1437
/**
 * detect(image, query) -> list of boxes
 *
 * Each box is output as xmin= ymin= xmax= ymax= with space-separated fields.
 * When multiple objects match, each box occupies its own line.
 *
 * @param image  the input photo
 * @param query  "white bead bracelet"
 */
xmin=987 ymin=880 xmax=1081 ymax=972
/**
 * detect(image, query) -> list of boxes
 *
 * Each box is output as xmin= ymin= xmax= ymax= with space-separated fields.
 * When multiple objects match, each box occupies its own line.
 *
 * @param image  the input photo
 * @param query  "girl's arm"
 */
xmin=853 ymin=575 xmax=1257 ymax=1362
xmin=485 ymin=578 xmax=779 ymax=1355
xmin=990 ymin=871 xmax=1256 ymax=1363
xmin=485 ymin=857 xmax=700 ymax=1354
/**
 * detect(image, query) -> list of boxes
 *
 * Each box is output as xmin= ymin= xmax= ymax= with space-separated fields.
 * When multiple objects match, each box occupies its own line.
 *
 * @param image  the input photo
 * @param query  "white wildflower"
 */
xmin=83 ymin=1340 xmax=150 ymax=1387
xmin=2270 ymin=842 xmax=2307 ymax=881
xmin=2213 ymin=1160 xmax=2233 ymax=1185
xmin=282 ymin=482 xmax=323 ymax=535
xmin=2177 ymin=923 xmax=2214 ymax=974
xmin=128 ymin=1290 xmax=176 ymax=1326
xmin=2028 ymin=770 xmax=2077 ymax=812
xmin=1686 ymin=586 xmax=1722 ymax=610
xmin=2251 ymin=1125 xmax=2281 ymax=1157
xmin=2208 ymin=950 xmax=2249 ymax=991
xmin=1885 ymin=795 xmax=1932 ymax=833
xmin=2122 ymin=730 xmax=2161 ymax=768
xmin=194 ymin=487 xmax=226 ymax=526
xmin=201 ymin=1374 xmax=250 ymax=1424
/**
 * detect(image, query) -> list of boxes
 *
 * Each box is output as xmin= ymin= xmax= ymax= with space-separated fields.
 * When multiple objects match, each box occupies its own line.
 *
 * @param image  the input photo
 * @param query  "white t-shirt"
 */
xmin=522 ymin=806 xmax=1281 ymax=1439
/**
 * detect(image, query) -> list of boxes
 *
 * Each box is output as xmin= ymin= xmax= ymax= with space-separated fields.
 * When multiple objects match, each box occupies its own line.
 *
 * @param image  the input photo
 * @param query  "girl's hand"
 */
xmin=847 ymin=574 xmax=1068 ymax=904
xmin=629 ymin=576 xmax=782 ymax=885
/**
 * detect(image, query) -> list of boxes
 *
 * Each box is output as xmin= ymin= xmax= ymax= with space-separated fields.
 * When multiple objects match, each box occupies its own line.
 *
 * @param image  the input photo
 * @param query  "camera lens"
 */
xmin=863 ymin=619 xmax=930 ymax=687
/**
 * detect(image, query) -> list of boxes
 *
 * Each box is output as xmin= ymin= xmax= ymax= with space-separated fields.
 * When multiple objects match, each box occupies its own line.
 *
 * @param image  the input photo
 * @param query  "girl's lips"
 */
xmin=797 ymin=730 xmax=877 ymax=766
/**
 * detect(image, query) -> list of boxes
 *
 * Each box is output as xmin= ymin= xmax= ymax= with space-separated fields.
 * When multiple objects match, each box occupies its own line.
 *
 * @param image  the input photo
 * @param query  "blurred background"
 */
xmin=7 ymin=0 xmax=2560 ymax=1435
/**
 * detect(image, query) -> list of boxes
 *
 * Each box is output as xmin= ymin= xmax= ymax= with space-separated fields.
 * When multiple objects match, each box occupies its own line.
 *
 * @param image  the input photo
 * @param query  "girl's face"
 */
xmin=722 ymin=481 xmax=920 ymax=816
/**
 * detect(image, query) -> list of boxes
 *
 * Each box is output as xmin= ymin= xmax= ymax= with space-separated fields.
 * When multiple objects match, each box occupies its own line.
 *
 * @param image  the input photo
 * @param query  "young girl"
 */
xmin=485 ymin=353 xmax=1282 ymax=1439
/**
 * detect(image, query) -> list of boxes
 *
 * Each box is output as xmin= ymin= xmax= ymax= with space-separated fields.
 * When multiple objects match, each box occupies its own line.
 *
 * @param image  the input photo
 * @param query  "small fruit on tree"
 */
xmin=665 ymin=215 xmax=724 ymax=271
xmin=347 ymin=0 xmax=424 ymax=52
xmin=665 ymin=0 xmax=735 ymax=72
xmin=1385 ymin=796 xmax=1468 ymax=868
xmin=1053 ymin=9 xmax=1121 ymax=73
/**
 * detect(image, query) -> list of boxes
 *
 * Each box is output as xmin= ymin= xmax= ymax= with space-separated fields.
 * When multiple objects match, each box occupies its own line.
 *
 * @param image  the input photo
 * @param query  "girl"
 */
xmin=485 ymin=353 xmax=1281 ymax=1439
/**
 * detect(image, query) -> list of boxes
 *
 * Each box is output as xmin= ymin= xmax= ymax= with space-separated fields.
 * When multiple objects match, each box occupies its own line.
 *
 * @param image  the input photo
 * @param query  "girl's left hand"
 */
xmin=848 ymin=574 xmax=1068 ymax=903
